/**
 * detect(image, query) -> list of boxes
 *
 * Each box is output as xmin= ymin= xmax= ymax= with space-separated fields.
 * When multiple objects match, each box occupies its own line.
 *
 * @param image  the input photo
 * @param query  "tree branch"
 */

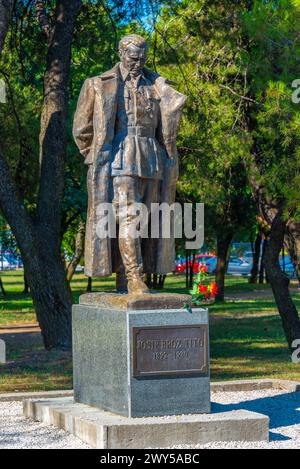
xmin=99 ymin=0 xmax=118 ymax=62
xmin=35 ymin=0 xmax=53 ymax=41
xmin=37 ymin=0 xmax=83 ymax=238
xmin=0 ymin=0 xmax=14 ymax=54
xmin=66 ymin=218 xmax=85 ymax=282
xmin=219 ymin=84 xmax=259 ymax=104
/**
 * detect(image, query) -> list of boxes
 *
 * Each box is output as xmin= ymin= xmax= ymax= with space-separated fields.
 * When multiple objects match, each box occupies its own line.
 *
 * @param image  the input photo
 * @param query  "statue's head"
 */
xmin=119 ymin=34 xmax=149 ymax=77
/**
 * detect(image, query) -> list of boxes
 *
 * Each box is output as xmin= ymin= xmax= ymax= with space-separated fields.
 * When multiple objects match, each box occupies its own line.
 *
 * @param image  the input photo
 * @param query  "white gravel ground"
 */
xmin=171 ymin=389 xmax=300 ymax=449
xmin=1 ymin=389 xmax=300 ymax=449
xmin=0 ymin=401 xmax=91 ymax=449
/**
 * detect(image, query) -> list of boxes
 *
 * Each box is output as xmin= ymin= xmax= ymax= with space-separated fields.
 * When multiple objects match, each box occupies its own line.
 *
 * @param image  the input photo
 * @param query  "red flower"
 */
xmin=199 ymin=265 xmax=207 ymax=273
xmin=198 ymin=284 xmax=208 ymax=293
xmin=210 ymin=282 xmax=217 ymax=297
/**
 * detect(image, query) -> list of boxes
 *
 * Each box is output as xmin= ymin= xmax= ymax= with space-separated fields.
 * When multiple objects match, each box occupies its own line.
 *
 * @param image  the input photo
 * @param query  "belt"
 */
xmin=117 ymin=126 xmax=156 ymax=138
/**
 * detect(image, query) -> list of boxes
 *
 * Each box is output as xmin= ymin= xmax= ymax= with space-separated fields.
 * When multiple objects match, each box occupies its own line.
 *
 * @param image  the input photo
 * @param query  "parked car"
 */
xmin=0 ymin=256 xmax=15 ymax=271
xmin=242 ymin=251 xmax=254 ymax=263
xmin=174 ymin=258 xmax=184 ymax=273
xmin=279 ymin=255 xmax=292 ymax=266
xmin=175 ymin=258 xmax=196 ymax=274
xmin=279 ymin=257 xmax=297 ymax=279
xmin=227 ymin=257 xmax=252 ymax=276
xmin=201 ymin=256 xmax=217 ymax=274
xmin=175 ymin=255 xmax=217 ymax=274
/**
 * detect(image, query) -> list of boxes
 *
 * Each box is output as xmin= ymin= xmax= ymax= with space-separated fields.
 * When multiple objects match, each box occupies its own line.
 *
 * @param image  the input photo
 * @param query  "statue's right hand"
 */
xmin=96 ymin=150 xmax=112 ymax=167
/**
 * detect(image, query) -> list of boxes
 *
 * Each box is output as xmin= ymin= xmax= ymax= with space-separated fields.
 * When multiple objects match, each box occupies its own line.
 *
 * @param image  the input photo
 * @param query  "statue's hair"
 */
xmin=119 ymin=34 xmax=149 ymax=55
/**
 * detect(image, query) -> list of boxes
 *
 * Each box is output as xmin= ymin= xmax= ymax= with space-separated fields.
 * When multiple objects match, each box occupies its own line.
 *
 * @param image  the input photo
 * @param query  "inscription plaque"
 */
xmin=132 ymin=325 xmax=209 ymax=378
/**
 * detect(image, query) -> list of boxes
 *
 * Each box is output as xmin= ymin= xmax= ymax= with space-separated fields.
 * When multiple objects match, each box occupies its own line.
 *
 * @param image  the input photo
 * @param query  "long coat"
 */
xmin=73 ymin=63 xmax=186 ymax=278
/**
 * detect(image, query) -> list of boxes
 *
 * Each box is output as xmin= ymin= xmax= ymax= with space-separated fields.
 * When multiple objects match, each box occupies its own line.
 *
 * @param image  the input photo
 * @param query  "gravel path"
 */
xmin=1 ymin=389 xmax=300 ymax=449
xmin=225 ymin=286 xmax=300 ymax=301
xmin=0 ymin=401 xmax=91 ymax=449
xmin=172 ymin=389 xmax=300 ymax=449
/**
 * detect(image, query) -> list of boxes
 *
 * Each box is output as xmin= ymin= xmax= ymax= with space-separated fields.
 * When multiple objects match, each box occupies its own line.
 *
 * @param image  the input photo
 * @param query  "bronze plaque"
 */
xmin=132 ymin=325 xmax=209 ymax=378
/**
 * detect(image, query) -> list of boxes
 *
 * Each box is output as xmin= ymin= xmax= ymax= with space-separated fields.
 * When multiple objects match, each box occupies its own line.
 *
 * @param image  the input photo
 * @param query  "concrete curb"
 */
xmin=211 ymin=379 xmax=300 ymax=393
xmin=0 ymin=390 xmax=73 ymax=402
xmin=1 ymin=379 xmax=299 ymax=402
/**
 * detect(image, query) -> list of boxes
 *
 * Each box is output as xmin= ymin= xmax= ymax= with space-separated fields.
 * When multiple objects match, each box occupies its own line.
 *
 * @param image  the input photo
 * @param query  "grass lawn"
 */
xmin=0 ymin=270 xmax=300 ymax=393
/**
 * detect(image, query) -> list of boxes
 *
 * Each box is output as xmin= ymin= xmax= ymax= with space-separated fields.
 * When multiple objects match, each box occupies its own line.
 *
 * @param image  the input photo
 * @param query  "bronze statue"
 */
xmin=73 ymin=34 xmax=186 ymax=294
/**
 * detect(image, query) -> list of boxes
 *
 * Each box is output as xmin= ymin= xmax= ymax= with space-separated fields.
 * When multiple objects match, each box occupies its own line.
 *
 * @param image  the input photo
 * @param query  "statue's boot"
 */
xmin=127 ymin=276 xmax=150 ymax=295
xmin=119 ymin=236 xmax=149 ymax=295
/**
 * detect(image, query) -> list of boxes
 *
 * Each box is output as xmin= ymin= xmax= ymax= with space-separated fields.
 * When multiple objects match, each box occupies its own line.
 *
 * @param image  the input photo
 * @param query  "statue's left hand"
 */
xmin=165 ymin=141 xmax=178 ymax=162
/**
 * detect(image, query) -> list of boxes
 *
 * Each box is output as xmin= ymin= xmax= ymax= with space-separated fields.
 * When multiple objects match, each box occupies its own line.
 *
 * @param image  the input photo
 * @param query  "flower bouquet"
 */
xmin=190 ymin=265 xmax=217 ymax=305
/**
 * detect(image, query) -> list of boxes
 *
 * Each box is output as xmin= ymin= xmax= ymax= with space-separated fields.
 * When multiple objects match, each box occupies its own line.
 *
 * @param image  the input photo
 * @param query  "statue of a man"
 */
xmin=73 ymin=34 xmax=186 ymax=294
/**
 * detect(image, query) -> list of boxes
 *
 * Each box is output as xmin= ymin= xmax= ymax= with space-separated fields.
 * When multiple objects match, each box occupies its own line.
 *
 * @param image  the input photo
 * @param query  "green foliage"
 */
xmin=242 ymin=0 xmax=300 ymax=219
xmin=1 ymin=0 xmax=300 ymax=264
xmin=0 ymin=3 xmax=43 ymax=206
xmin=150 ymin=0 xmax=300 ymax=239
xmin=151 ymin=0 xmax=256 ymax=247
xmin=190 ymin=267 xmax=217 ymax=304
xmin=0 ymin=1 xmax=127 ymax=256
xmin=66 ymin=2 xmax=126 ymax=253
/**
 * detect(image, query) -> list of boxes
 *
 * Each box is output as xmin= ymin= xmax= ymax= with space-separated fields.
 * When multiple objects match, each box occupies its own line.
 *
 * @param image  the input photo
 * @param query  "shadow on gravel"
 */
xmin=212 ymin=392 xmax=300 ymax=441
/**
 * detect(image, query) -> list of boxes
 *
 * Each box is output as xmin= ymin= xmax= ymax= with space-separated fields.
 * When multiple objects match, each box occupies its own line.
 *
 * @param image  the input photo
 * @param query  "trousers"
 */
xmin=112 ymin=176 xmax=160 ymax=283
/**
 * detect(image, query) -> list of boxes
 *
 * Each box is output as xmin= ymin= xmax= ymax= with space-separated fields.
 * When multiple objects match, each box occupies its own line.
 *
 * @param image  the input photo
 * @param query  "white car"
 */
xmin=227 ymin=257 xmax=252 ymax=276
xmin=242 ymin=251 xmax=254 ymax=263
xmin=0 ymin=256 xmax=11 ymax=271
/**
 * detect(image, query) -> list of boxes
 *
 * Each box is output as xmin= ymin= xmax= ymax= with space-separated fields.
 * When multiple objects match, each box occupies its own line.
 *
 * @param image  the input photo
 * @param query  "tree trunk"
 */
xmin=189 ymin=252 xmax=196 ymax=289
xmin=24 ymin=246 xmax=73 ymax=349
xmin=0 ymin=276 xmax=5 ymax=296
xmin=259 ymin=238 xmax=267 ymax=284
xmin=246 ymin=82 xmax=299 ymax=351
xmin=286 ymin=220 xmax=300 ymax=282
xmin=281 ymin=248 xmax=285 ymax=273
xmin=158 ymin=274 xmax=166 ymax=289
xmin=33 ymin=0 xmax=82 ymax=348
xmin=37 ymin=1 xmax=82 ymax=235
xmin=265 ymin=212 xmax=300 ymax=351
xmin=0 ymin=163 xmax=73 ymax=348
xmin=66 ymin=219 xmax=85 ymax=282
xmin=146 ymin=273 xmax=152 ymax=288
xmin=0 ymin=0 xmax=14 ymax=53
xmin=23 ymin=271 xmax=29 ymax=294
xmin=144 ymin=273 xmax=166 ymax=290
xmin=185 ymin=251 xmax=189 ymax=289
xmin=0 ymin=1 xmax=82 ymax=349
xmin=215 ymin=232 xmax=233 ymax=302
xmin=249 ymin=231 xmax=262 ymax=284
xmin=86 ymin=276 xmax=92 ymax=292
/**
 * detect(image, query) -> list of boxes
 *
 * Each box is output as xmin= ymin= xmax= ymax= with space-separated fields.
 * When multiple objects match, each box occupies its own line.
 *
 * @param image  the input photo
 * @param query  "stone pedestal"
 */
xmin=24 ymin=398 xmax=269 ymax=449
xmin=72 ymin=293 xmax=211 ymax=418
xmin=24 ymin=293 xmax=270 ymax=448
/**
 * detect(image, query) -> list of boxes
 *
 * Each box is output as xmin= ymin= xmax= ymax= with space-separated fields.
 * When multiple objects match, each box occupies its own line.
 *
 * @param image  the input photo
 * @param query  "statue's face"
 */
xmin=121 ymin=44 xmax=148 ymax=77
